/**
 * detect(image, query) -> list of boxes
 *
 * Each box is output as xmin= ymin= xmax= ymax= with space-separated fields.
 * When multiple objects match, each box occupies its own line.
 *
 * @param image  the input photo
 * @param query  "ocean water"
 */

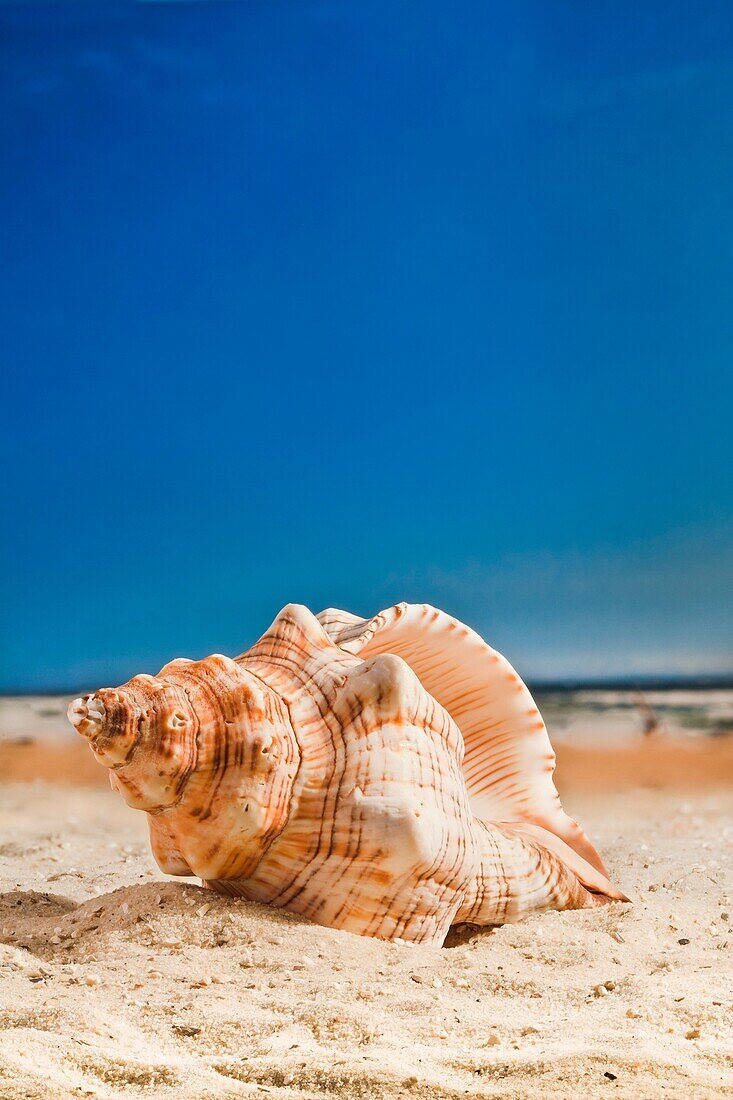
xmin=1 ymin=689 xmax=732 ymax=748
xmin=535 ymin=687 xmax=733 ymax=745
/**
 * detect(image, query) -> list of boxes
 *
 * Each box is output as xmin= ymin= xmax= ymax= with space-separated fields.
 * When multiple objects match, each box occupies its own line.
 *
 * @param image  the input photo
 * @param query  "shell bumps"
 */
xmin=68 ymin=603 xmax=626 ymax=945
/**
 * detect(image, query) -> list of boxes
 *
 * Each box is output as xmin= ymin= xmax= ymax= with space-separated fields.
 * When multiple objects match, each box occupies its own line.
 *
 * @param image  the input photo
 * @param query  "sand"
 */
xmin=4 ymin=732 xmax=733 ymax=793
xmin=1 ymin=747 xmax=732 ymax=1098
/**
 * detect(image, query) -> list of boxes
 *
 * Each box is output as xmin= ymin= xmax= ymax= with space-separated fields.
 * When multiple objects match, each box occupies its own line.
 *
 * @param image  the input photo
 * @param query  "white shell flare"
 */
xmin=69 ymin=603 xmax=626 ymax=944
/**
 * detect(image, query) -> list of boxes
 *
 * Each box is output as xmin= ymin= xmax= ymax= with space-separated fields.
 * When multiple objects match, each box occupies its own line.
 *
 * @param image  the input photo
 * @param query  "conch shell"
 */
xmin=69 ymin=603 xmax=626 ymax=945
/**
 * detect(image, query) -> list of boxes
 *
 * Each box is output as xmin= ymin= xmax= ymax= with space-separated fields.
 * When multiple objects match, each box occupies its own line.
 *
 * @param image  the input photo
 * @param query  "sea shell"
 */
xmin=68 ymin=603 xmax=626 ymax=945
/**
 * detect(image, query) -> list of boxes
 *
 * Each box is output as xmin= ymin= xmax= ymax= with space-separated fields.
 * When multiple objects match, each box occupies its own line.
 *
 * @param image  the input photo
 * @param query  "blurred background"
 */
xmin=2 ymin=1 xmax=732 ymax=759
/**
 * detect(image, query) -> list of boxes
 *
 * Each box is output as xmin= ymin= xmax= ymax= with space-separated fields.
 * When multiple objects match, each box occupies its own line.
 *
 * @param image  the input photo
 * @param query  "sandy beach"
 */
xmin=0 ymin=731 xmax=731 ymax=1100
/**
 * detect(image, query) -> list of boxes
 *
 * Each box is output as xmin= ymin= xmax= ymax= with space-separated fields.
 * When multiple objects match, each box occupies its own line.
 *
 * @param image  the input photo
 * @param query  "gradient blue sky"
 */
xmin=2 ymin=1 xmax=732 ymax=691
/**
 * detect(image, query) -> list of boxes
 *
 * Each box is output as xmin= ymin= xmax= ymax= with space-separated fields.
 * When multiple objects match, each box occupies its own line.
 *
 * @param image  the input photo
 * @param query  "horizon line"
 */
xmin=3 ymin=672 xmax=733 ymax=698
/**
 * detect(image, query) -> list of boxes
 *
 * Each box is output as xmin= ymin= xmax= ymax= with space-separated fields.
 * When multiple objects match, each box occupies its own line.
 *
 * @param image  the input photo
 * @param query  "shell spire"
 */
xmin=70 ymin=602 xmax=627 ymax=944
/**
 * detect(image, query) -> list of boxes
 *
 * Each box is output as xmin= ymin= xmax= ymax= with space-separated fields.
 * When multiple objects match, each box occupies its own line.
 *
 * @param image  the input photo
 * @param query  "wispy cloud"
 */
xmin=382 ymin=524 xmax=733 ymax=679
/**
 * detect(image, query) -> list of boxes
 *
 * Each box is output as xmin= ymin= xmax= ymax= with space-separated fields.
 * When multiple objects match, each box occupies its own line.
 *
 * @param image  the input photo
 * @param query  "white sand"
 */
xmin=0 ymin=781 xmax=731 ymax=1099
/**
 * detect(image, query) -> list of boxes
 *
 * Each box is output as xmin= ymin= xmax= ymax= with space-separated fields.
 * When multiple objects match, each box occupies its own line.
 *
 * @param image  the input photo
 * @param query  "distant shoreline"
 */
xmin=3 ymin=720 xmax=733 ymax=793
xmin=3 ymin=686 xmax=733 ymax=746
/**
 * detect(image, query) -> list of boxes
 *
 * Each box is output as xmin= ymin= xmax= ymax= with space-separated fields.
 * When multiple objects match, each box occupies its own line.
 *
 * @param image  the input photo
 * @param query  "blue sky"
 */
xmin=2 ymin=1 xmax=732 ymax=691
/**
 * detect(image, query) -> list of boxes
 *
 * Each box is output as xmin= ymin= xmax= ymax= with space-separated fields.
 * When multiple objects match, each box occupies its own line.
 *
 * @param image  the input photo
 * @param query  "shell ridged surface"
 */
xmin=69 ymin=603 xmax=626 ymax=945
